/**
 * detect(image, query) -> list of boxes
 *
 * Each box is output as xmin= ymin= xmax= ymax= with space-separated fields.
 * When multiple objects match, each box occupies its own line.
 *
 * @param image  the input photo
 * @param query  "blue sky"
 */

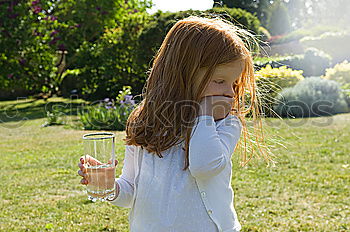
xmin=146 ymin=0 xmax=214 ymax=14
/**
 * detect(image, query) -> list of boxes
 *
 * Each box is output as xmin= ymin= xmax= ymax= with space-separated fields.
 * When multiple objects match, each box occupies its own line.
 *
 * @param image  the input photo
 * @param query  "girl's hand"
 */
xmin=198 ymin=95 xmax=234 ymax=121
xmin=78 ymin=155 xmax=118 ymax=198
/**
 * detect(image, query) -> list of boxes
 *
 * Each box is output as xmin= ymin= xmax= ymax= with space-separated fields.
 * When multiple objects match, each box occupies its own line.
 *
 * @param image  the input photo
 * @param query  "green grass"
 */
xmin=0 ymin=97 xmax=349 ymax=231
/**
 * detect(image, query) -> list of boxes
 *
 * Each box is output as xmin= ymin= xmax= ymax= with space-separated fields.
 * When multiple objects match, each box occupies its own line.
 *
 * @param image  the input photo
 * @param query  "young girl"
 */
xmin=78 ymin=15 xmax=274 ymax=232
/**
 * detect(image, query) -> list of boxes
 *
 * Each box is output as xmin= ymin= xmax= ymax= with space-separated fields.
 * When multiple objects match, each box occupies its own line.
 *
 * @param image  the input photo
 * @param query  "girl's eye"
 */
xmin=214 ymin=80 xmax=224 ymax=84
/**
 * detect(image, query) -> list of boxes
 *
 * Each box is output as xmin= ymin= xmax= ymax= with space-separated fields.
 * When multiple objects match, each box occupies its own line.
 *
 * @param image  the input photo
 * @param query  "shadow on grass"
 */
xmin=0 ymin=99 xmax=86 ymax=124
xmin=82 ymin=199 xmax=95 ymax=205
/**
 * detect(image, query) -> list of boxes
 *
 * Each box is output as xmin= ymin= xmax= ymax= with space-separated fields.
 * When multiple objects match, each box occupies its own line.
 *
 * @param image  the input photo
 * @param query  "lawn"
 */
xmin=0 ymin=97 xmax=349 ymax=231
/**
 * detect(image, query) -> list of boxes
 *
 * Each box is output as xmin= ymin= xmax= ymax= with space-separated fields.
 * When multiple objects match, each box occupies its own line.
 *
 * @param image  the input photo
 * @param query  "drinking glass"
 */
xmin=82 ymin=132 xmax=116 ymax=202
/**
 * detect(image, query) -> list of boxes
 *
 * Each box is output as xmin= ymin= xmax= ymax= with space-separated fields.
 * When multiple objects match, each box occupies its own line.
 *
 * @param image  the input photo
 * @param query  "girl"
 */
xmin=78 ymin=15 xmax=274 ymax=232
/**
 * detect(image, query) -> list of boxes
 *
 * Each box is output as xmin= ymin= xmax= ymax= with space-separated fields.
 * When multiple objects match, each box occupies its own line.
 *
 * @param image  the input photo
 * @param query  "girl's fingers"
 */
xmin=80 ymin=178 xmax=88 ymax=185
xmin=78 ymin=169 xmax=87 ymax=178
xmin=78 ymin=162 xmax=87 ymax=173
xmin=107 ymin=159 xmax=119 ymax=166
xmin=84 ymin=155 xmax=103 ymax=166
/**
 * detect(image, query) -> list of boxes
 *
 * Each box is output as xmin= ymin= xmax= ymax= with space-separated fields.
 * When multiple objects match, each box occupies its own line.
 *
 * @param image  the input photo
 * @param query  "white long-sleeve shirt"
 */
xmin=110 ymin=114 xmax=242 ymax=232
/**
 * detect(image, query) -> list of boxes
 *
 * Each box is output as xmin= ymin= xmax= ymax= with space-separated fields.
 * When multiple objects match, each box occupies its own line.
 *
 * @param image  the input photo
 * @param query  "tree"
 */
xmin=267 ymin=1 xmax=291 ymax=35
xmin=213 ymin=0 xmax=272 ymax=27
xmin=0 ymin=0 xmax=152 ymax=98
xmin=284 ymin=0 xmax=350 ymax=29
xmin=214 ymin=0 xmax=350 ymax=31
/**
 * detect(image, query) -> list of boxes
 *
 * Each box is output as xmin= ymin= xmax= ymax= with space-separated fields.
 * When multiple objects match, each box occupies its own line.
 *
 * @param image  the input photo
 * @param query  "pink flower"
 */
xmin=19 ymin=58 xmax=26 ymax=65
xmin=120 ymin=95 xmax=135 ymax=106
xmin=50 ymin=30 xmax=58 ymax=37
xmin=49 ymin=37 xmax=60 ymax=45
xmin=33 ymin=5 xmax=42 ymax=14
xmin=31 ymin=0 xmax=40 ymax=6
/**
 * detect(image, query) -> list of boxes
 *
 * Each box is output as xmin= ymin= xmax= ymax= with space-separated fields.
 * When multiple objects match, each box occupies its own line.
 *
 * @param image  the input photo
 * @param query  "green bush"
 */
xmin=300 ymin=47 xmax=332 ymax=77
xmin=61 ymin=4 xmax=152 ymax=101
xmin=0 ymin=0 xmax=61 ymax=96
xmin=266 ymin=1 xmax=291 ymax=36
xmin=72 ymin=13 xmax=149 ymax=101
xmin=341 ymin=83 xmax=350 ymax=102
xmin=255 ymin=65 xmax=304 ymax=117
xmin=258 ymin=26 xmax=271 ymax=41
xmin=256 ymin=64 xmax=304 ymax=88
xmin=270 ymin=25 xmax=342 ymax=45
xmin=254 ymin=47 xmax=332 ymax=77
xmin=206 ymin=7 xmax=261 ymax=33
xmin=322 ymin=60 xmax=350 ymax=106
xmin=78 ymin=86 xmax=137 ymax=130
xmin=0 ymin=0 xmax=152 ymax=100
xmin=42 ymin=110 xmax=65 ymax=127
xmin=254 ymin=54 xmax=303 ymax=71
xmin=274 ymin=77 xmax=349 ymax=118
xmin=322 ymin=60 xmax=350 ymax=86
xmin=300 ymin=31 xmax=350 ymax=64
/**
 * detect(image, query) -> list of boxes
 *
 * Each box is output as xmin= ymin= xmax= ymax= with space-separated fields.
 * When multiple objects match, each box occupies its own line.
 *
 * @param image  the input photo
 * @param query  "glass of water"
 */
xmin=82 ymin=132 xmax=116 ymax=202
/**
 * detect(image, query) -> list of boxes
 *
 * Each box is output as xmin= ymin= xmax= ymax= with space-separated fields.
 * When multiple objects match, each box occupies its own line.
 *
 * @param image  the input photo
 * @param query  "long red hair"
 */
xmin=124 ymin=15 xmax=276 ymax=169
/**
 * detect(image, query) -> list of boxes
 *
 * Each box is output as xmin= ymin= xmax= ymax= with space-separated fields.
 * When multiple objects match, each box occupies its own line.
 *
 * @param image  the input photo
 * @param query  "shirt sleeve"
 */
xmin=109 ymin=144 xmax=135 ymax=208
xmin=188 ymin=114 xmax=242 ymax=180
xmin=215 ymin=114 xmax=242 ymax=158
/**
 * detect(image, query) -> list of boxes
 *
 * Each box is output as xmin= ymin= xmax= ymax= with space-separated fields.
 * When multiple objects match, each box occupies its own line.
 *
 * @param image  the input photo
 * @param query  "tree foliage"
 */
xmin=267 ymin=1 xmax=291 ymax=35
xmin=0 ymin=0 xmax=152 ymax=99
xmin=213 ymin=0 xmax=271 ymax=26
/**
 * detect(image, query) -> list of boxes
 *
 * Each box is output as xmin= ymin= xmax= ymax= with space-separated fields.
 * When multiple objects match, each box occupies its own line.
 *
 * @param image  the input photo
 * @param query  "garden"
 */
xmin=1 ymin=0 xmax=349 ymax=231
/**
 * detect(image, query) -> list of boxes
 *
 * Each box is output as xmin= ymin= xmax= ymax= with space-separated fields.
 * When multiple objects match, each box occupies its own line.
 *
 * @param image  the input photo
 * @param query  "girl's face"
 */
xmin=195 ymin=59 xmax=244 ymax=99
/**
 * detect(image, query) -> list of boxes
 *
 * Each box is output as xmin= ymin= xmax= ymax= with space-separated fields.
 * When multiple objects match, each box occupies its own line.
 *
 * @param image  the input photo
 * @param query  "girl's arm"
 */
xmin=108 ymin=144 xmax=136 ymax=208
xmin=215 ymin=114 xmax=242 ymax=159
xmin=188 ymin=114 xmax=242 ymax=180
